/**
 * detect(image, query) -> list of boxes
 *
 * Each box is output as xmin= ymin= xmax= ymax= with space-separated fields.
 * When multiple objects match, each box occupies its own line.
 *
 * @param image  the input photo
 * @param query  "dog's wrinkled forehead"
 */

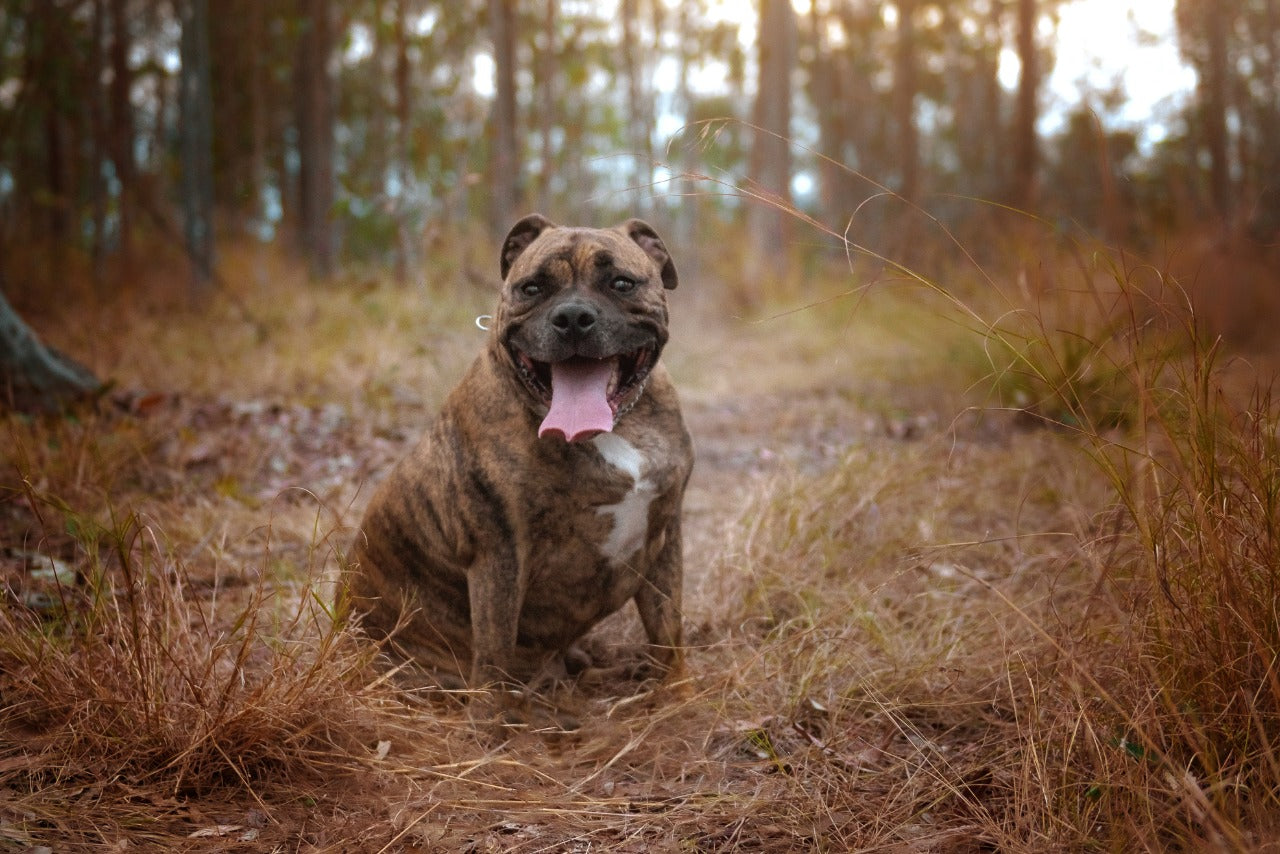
xmin=510 ymin=228 xmax=651 ymax=283
xmin=500 ymin=214 xmax=679 ymax=290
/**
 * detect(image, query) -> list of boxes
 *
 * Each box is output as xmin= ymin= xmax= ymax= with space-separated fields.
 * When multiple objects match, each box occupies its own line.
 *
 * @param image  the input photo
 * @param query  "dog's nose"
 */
xmin=550 ymin=300 xmax=599 ymax=337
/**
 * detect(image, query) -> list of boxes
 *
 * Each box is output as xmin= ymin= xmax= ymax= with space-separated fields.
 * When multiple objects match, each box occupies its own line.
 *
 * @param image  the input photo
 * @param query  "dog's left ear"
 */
xmin=620 ymin=219 xmax=679 ymax=290
xmin=501 ymin=214 xmax=557 ymax=279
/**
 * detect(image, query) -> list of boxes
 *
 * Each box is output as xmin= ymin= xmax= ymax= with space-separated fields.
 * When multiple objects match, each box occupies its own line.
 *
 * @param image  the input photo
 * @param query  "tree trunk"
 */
xmin=1203 ymin=0 xmax=1232 ymax=219
xmin=295 ymin=0 xmax=336 ymax=278
xmin=394 ymin=0 xmax=412 ymax=284
xmin=147 ymin=0 xmax=170 ymax=176
xmin=248 ymin=0 xmax=268 ymax=285
xmin=0 ymin=288 xmax=100 ymax=413
xmin=488 ymin=0 xmax=519 ymax=235
xmin=90 ymin=0 xmax=109 ymax=285
xmin=370 ymin=0 xmax=388 ymax=191
xmin=835 ymin=2 xmax=879 ymax=224
xmin=893 ymin=0 xmax=920 ymax=206
xmin=109 ymin=0 xmax=135 ymax=258
xmin=178 ymin=0 xmax=216 ymax=295
xmin=39 ymin=3 xmax=72 ymax=254
xmin=981 ymin=0 xmax=1005 ymax=199
xmin=809 ymin=1 xmax=841 ymax=226
xmin=1268 ymin=0 xmax=1280 ymax=141
xmin=562 ymin=26 xmax=589 ymax=221
xmin=1248 ymin=0 xmax=1280 ymax=239
xmin=673 ymin=0 xmax=695 ymax=246
xmin=745 ymin=0 xmax=795 ymax=298
xmin=621 ymin=0 xmax=652 ymax=210
xmin=536 ymin=0 xmax=557 ymax=214
xmin=1009 ymin=0 xmax=1040 ymax=211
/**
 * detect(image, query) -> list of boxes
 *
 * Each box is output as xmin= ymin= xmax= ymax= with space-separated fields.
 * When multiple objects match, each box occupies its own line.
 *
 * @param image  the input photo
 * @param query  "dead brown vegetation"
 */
xmin=2 ymin=228 xmax=1279 ymax=850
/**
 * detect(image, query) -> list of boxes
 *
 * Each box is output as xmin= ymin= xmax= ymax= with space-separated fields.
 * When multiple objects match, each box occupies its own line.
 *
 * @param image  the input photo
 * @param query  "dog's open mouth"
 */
xmin=513 ymin=347 xmax=654 ymax=442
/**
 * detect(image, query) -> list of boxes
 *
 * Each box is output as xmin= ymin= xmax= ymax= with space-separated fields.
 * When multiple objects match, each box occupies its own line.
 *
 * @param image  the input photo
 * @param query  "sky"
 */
xmin=740 ymin=0 xmax=1198 ymax=149
xmin=470 ymin=0 xmax=1200 ymax=153
xmin=1030 ymin=0 xmax=1198 ymax=146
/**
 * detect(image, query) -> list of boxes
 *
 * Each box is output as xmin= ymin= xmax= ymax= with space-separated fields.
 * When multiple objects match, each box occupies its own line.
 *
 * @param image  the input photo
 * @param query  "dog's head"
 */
xmin=493 ymin=214 xmax=678 ymax=442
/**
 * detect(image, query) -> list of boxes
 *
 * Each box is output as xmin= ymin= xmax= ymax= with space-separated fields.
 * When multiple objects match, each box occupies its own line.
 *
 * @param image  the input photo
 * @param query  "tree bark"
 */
xmin=179 ymin=0 xmax=216 ymax=295
xmin=0 ymin=288 xmax=100 ymax=413
xmin=981 ymin=0 xmax=1005 ymax=199
xmin=488 ymin=0 xmax=520 ymax=235
xmin=247 ymin=0 xmax=268 ymax=285
xmin=1248 ymin=0 xmax=1280 ymax=239
xmin=109 ymin=0 xmax=135 ymax=257
xmin=621 ymin=0 xmax=652 ymax=210
xmin=90 ymin=0 xmax=109 ymax=285
xmin=808 ymin=0 xmax=840 ymax=226
xmin=834 ymin=2 xmax=880 ymax=222
xmin=893 ymin=0 xmax=920 ymax=206
xmin=147 ymin=0 xmax=170 ymax=177
xmin=295 ymin=0 xmax=336 ymax=278
xmin=535 ymin=0 xmax=557 ymax=214
xmin=38 ymin=2 xmax=72 ymax=253
xmin=745 ymin=0 xmax=795 ymax=296
xmin=370 ymin=0 xmax=388 ymax=189
xmin=673 ymin=0 xmax=695 ymax=246
xmin=394 ymin=0 xmax=412 ymax=284
xmin=1009 ymin=0 xmax=1040 ymax=211
xmin=1203 ymin=0 xmax=1232 ymax=218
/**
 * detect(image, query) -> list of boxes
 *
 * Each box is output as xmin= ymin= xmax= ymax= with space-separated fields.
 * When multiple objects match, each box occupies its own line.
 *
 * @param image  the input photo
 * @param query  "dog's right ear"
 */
xmin=500 ymin=214 xmax=557 ymax=279
xmin=619 ymin=219 xmax=678 ymax=290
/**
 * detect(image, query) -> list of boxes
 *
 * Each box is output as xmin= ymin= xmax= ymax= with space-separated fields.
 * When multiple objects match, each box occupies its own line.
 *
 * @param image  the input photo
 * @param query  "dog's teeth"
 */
xmin=607 ymin=362 xmax=620 ymax=397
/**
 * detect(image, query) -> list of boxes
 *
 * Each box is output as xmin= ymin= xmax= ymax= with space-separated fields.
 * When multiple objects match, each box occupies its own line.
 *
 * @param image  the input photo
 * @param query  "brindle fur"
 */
xmin=347 ymin=215 xmax=692 ymax=704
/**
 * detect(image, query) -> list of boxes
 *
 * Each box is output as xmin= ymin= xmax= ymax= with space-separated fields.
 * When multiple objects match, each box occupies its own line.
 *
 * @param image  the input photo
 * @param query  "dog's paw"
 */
xmin=393 ymin=662 xmax=466 ymax=692
xmin=531 ymin=704 xmax=583 ymax=735
xmin=571 ymin=647 xmax=681 ymax=689
xmin=626 ymin=645 xmax=686 ymax=682
xmin=468 ymin=684 xmax=529 ymax=739
xmin=562 ymin=642 xmax=596 ymax=676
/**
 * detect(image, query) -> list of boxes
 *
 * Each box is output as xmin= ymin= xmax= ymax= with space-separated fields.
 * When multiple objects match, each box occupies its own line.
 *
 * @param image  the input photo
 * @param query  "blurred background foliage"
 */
xmin=0 ymin=0 xmax=1276 ymax=304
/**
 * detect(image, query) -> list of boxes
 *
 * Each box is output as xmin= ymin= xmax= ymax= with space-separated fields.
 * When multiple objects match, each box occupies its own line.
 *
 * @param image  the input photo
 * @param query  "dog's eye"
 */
xmin=610 ymin=277 xmax=637 ymax=294
xmin=517 ymin=281 xmax=542 ymax=298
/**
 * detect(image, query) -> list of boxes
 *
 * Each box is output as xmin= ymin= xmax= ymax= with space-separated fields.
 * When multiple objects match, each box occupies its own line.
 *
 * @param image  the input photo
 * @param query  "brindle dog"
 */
xmin=347 ymin=214 xmax=693 ymax=722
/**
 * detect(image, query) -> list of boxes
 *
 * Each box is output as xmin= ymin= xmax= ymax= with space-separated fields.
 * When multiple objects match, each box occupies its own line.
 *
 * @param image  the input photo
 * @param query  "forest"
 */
xmin=1 ymin=0 xmax=1277 ymax=305
xmin=2 ymin=0 xmax=1280 ymax=850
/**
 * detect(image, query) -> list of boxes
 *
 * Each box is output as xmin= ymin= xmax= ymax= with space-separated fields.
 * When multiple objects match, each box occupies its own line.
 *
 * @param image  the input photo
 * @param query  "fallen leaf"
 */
xmin=188 ymin=825 xmax=243 ymax=839
xmin=6 ymin=549 xmax=76 ymax=586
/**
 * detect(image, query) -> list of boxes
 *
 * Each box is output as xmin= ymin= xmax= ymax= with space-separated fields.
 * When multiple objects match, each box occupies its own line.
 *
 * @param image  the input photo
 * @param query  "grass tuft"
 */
xmin=0 ymin=486 xmax=392 ymax=802
xmin=926 ymin=230 xmax=1280 ymax=846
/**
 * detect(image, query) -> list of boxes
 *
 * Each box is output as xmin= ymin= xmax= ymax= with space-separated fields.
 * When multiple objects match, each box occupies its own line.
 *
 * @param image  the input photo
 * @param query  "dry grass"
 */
xmin=697 ymin=428 xmax=1104 ymax=850
xmin=0 ymin=475 xmax=414 ymax=848
xmin=1053 ymin=324 xmax=1280 ymax=849
xmin=1 ymin=224 xmax=1279 ymax=850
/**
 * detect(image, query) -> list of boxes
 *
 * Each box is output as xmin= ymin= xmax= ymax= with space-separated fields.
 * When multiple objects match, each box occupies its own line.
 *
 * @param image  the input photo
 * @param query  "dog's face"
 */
xmin=493 ymin=215 xmax=679 ymax=441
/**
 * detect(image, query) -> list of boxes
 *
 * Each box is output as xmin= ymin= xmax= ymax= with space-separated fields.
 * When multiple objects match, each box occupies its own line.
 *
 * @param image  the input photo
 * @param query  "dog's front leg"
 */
xmin=467 ymin=554 xmax=525 ymax=725
xmin=634 ymin=517 xmax=686 ymax=681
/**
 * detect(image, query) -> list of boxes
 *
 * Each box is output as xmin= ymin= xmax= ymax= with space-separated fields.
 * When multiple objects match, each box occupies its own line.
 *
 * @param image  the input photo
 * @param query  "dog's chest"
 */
xmin=589 ymin=433 xmax=659 ymax=565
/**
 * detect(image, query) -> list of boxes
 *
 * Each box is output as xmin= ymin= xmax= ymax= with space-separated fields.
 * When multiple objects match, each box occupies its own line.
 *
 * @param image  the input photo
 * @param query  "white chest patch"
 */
xmin=591 ymin=433 xmax=657 ymax=565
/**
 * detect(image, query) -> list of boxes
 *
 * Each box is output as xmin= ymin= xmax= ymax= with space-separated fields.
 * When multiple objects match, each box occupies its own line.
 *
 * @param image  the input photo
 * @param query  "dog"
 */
xmin=347 ymin=214 xmax=693 ymax=721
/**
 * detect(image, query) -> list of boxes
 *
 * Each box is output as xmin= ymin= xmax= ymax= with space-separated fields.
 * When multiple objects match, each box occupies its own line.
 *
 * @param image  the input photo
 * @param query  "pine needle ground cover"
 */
xmin=3 ymin=238 xmax=1279 ymax=851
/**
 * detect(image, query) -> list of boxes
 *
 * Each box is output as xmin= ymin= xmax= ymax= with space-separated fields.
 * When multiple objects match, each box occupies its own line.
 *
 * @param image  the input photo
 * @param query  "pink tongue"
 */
xmin=539 ymin=358 xmax=616 ymax=442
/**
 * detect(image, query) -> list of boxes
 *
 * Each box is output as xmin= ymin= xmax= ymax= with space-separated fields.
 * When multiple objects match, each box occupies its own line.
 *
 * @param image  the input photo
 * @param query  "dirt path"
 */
xmin=2 ymin=302 xmax=1029 ymax=850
